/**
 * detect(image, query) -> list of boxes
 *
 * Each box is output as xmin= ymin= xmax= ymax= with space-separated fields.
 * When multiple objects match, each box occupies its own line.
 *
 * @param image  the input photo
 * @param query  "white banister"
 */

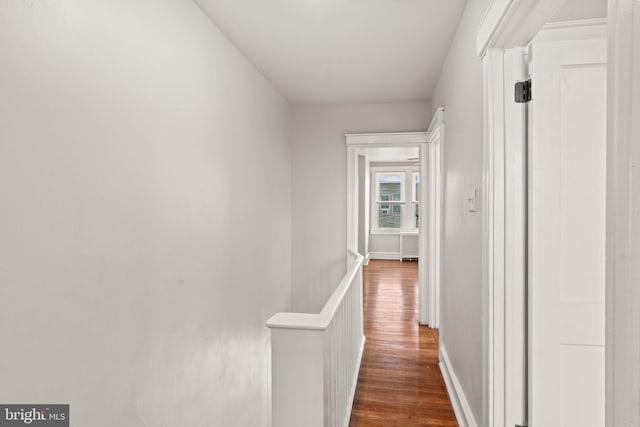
xmin=267 ymin=249 xmax=365 ymax=427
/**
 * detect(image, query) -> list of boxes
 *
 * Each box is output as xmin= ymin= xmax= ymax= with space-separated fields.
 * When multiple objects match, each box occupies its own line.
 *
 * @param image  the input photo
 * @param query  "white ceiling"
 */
xmin=194 ymin=0 xmax=467 ymax=105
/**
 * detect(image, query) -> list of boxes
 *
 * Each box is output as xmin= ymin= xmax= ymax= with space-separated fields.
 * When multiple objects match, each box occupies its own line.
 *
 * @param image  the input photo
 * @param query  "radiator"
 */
xmin=400 ymin=232 xmax=419 ymax=261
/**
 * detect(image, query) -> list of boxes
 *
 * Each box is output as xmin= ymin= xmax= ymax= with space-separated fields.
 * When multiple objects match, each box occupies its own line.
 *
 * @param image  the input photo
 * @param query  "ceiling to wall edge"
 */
xmin=191 ymin=0 xmax=464 ymax=106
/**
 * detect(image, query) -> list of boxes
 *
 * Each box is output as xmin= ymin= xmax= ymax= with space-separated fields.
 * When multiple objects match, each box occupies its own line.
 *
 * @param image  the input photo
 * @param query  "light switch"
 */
xmin=467 ymin=185 xmax=477 ymax=212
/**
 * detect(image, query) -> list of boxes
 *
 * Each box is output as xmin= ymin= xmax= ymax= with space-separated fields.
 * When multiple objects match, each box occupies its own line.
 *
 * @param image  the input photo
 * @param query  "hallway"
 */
xmin=349 ymin=260 xmax=457 ymax=426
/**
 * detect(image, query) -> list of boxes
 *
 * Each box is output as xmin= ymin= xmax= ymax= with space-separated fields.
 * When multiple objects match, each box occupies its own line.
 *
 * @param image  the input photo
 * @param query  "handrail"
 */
xmin=266 ymin=249 xmax=364 ymax=331
xmin=267 ymin=248 xmax=365 ymax=427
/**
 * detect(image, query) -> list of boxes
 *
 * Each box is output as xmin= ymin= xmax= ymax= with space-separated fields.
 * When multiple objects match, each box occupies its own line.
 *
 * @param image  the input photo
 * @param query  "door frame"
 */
xmin=345 ymin=122 xmax=443 ymax=327
xmin=482 ymin=45 xmax=529 ymax=427
xmin=477 ymin=0 xmax=640 ymax=426
xmin=426 ymin=109 xmax=444 ymax=328
xmin=605 ymin=1 xmax=640 ymax=425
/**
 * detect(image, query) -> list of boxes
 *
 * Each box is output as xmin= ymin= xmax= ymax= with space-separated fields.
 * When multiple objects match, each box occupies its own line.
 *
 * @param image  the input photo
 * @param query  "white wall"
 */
xmin=0 ymin=1 xmax=291 ymax=426
xmin=550 ymin=0 xmax=607 ymax=22
xmin=290 ymin=102 xmax=431 ymax=313
xmin=431 ymin=0 xmax=492 ymax=424
xmin=369 ymin=234 xmax=400 ymax=256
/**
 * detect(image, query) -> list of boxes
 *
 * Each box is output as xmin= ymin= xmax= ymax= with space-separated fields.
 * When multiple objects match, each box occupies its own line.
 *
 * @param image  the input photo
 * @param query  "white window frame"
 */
xmin=370 ymin=166 xmax=419 ymax=233
xmin=412 ymin=172 xmax=420 ymax=229
xmin=412 ymin=172 xmax=420 ymax=202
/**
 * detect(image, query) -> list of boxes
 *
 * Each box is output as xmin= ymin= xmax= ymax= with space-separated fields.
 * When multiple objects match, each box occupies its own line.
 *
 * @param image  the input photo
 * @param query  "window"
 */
xmin=372 ymin=169 xmax=419 ymax=231
xmin=376 ymin=173 xmax=403 ymax=228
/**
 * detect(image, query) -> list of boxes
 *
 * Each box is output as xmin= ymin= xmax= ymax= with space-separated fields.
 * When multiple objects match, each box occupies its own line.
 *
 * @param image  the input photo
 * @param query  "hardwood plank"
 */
xmin=349 ymin=259 xmax=458 ymax=427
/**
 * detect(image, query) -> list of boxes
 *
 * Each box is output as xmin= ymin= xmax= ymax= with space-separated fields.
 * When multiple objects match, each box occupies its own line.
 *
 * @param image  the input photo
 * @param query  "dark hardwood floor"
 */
xmin=349 ymin=259 xmax=458 ymax=427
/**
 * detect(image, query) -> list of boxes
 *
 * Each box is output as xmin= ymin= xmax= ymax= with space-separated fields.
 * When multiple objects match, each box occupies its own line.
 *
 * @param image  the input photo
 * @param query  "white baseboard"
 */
xmin=363 ymin=253 xmax=371 ymax=266
xmin=343 ymin=336 xmax=366 ymax=427
xmin=439 ymin=345 xmax=478 ymax=427
xmin=369 ymin=251 xmax=400 ymax=260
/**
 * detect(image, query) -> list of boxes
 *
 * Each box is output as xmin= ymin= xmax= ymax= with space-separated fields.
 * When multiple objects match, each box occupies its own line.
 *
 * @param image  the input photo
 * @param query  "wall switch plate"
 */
xmin=467 ymin=185 xmax=477 ymax=212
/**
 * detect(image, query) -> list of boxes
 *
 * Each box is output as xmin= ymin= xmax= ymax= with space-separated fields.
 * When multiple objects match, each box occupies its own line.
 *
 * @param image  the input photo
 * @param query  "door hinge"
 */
xmin=515 ymin=79 xmax=532 ymax=103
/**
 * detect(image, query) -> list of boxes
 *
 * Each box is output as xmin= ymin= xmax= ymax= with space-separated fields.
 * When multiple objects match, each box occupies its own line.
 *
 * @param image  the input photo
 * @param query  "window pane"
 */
xmin=414 ymin=204 xmax=419 ymax=228
xmin=379 ymin=174 xmax=402 ymax=202
xmin=414 ymin=174 xmax=420 ymax=202
xmin=379 ymin=174 xmax=402 ymax=183
xmin=378 ymin=204 xmax=402 ymax=228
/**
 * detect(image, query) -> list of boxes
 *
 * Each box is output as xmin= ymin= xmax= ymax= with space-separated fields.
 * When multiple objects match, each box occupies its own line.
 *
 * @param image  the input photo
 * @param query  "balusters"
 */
xmin=267 ymin=250 xmax=364 ymax=427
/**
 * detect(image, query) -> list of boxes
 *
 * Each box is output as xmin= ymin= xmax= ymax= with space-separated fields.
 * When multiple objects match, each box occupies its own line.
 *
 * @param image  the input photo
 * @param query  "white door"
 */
xmin=529 ymin=23 xmax=607 ymax=427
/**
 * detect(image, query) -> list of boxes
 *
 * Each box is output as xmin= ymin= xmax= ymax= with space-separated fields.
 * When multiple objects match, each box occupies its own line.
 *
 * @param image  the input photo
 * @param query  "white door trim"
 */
xmin=482 ymin=48 xmax=504 ymax=427
xmin=475 ymin=0 xmax=568 ymax=57
xmin=482 ymin=46 xmax=529 ymax=427
xmin=426 ymin=109 xmax=444 ymax=328
xmin=344 ymin=132 xmax=429 ymax=146
xmin=476 ymin=1 xmax=566 ymax=426
xmin=479 ymin=0 xmax=640 ymax=425
xmin=346 ymin=129 xmax=438 ymax=326
xmin=606 ymin=1 xmax=640 ymax=425
xmin=502 ymin=47 xmax=528 ymax=427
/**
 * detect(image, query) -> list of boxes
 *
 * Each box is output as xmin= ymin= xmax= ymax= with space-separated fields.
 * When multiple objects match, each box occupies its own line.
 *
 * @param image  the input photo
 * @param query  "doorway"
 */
xmin=481 ymin=13 xmax=608 ymax=427
xmin=480 ymin=0 xmax=640 ymax=425
xmin=345 ymin=117 xmax=443 ymax=328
